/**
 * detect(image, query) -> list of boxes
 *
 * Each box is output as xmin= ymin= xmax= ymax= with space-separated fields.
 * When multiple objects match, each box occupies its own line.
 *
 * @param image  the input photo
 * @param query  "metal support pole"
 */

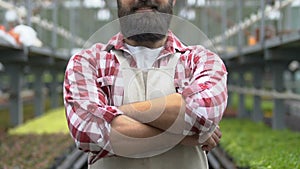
xmin=271 ymin=62 xmax=286 ymax=129
xmin=201 ymin=6 xmax=208 ymax=36
xmin=237 ymin=0 xmax=244 ymax=54
xmin=290 ymin=71 xmax=296 ymax=93
xmin=25 ymin=0 xmax=32 ymax=26
xmin=203 ymin=0 xmax=209 ymax=36
xmin=260 ymin=0 xmax=266 ymax=46
xmin=221 ymin=0 xmax=227 ymax=54
xmin=33 ymin=67 xmax=45 ymax=117
xmin=277 ymin=0 xmax=283 ymax=35
xmin=0 ymin=72 xmax=5 ymax=92
xmin=69 ymin=0 xmax=76 ymax=55
xmin=252 ymin=66 xmax=264 ymax=122
xmin=194 ymin=7 xmax=201 ymax=36
xmin=285 ymin=2 xmax=292 ymax=31
xmin=50 ymin=69 xmax=59 ymax=108
xmin=52 ymin=0 xmax=58 ymax=50
xmin=296 ymin=70 xmax=300 ymax=93
xmin=238 ymin=70 xmax=247 ymax=118
xmin=298 ymin=3 xmax=300 ymax=30
xmin=227 ymin=71 xmax=233 ymax=107
xmin=7 ymin=64 xmax=24 ymax=126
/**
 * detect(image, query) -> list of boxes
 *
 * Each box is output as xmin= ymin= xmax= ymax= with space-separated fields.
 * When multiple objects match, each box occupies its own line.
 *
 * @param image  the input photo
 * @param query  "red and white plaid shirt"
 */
xmin=64 ymin=31 xmax=228 ymax=164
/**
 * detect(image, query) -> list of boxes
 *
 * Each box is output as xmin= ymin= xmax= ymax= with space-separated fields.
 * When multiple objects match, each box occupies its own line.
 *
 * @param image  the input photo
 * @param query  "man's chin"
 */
xmin=126 ymin=33 xmax=166 ymax=43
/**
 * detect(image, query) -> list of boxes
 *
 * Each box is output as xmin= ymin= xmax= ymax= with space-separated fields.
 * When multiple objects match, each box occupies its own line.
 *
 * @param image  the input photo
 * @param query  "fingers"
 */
xmin=211 ymin=132 xmax=220 ymax=145
xmin=215 ymin=126 xmax=222 ymax=139
xmin=182 ymin=126 xmax=223 ymax=152
xmin=201 ymin=137 xmax=216 ymax=151
xmin=180 ymin=135 xmax=200 ymax=146
xmin=201 ymin=145 xmax=209 ymax=152
xmin=213 ymin=127 xmax=222 ymax=144
xmin=201 ymin=127 xmax=222 ymax=152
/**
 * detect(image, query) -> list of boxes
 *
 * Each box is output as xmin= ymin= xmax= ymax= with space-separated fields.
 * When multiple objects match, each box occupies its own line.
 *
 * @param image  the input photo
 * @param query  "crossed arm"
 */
xmin=110 ymin=93 xmax=222 ymax=156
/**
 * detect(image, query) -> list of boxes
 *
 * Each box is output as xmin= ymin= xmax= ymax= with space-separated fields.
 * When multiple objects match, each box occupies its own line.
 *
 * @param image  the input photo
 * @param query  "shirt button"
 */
xmin=184 ymin=82 xmax=189 ymax=86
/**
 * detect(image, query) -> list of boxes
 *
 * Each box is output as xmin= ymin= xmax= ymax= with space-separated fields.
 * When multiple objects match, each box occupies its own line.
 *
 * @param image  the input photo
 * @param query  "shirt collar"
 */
xmin=105 ymin=31 xmax=190 ymax=58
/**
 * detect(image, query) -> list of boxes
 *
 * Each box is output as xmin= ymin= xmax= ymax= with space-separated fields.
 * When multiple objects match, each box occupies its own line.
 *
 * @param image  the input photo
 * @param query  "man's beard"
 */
xmin=118 ymin=0 xmax=173 ymax=43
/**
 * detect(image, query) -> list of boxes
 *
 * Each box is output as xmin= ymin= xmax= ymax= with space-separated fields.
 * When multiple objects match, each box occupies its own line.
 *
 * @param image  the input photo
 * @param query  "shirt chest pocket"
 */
xmin=97 ymin=75 xmax=115 ymax=87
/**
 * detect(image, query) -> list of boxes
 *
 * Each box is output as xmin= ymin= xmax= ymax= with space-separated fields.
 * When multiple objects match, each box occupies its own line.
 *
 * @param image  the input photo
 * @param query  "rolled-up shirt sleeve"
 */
xmin=63 ymin=48 xmax=123 ymax=163
xmin=180 ymin=47 xmax=228 ymax=143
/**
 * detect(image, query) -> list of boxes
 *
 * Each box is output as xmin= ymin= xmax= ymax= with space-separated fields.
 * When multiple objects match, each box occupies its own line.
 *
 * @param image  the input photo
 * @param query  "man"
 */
xmin=63 ymin=0 xmax=228 ymax=168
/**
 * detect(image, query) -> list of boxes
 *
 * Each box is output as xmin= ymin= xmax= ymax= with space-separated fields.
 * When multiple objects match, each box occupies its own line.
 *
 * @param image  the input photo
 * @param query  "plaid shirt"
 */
xmin=64 ymin=31 xmax=228 ymax=164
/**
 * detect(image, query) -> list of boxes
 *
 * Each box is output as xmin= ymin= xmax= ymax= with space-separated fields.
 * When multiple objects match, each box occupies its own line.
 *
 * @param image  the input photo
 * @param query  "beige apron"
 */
xmin=89 ymin=50 xmax=208 ymax=169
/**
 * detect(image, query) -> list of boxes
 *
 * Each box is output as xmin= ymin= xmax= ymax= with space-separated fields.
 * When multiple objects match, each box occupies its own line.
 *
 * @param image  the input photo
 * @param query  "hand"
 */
xmin=201 ymin=126 xmax=222 ymax=152
xmin=180 ymin=135 xmax=200 ymax=146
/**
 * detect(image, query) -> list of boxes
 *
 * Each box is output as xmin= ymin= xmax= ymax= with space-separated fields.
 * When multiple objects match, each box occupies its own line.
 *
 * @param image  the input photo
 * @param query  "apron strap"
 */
xmin=166 ymin=52 xmax=181 ymax=68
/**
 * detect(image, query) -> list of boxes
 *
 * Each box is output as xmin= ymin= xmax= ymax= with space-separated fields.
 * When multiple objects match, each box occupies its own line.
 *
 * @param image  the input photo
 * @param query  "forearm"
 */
xmin=118 ymin=93 xmax=186 ymax=134
xmin=110 ymin=115 xmax=183 ymax=157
